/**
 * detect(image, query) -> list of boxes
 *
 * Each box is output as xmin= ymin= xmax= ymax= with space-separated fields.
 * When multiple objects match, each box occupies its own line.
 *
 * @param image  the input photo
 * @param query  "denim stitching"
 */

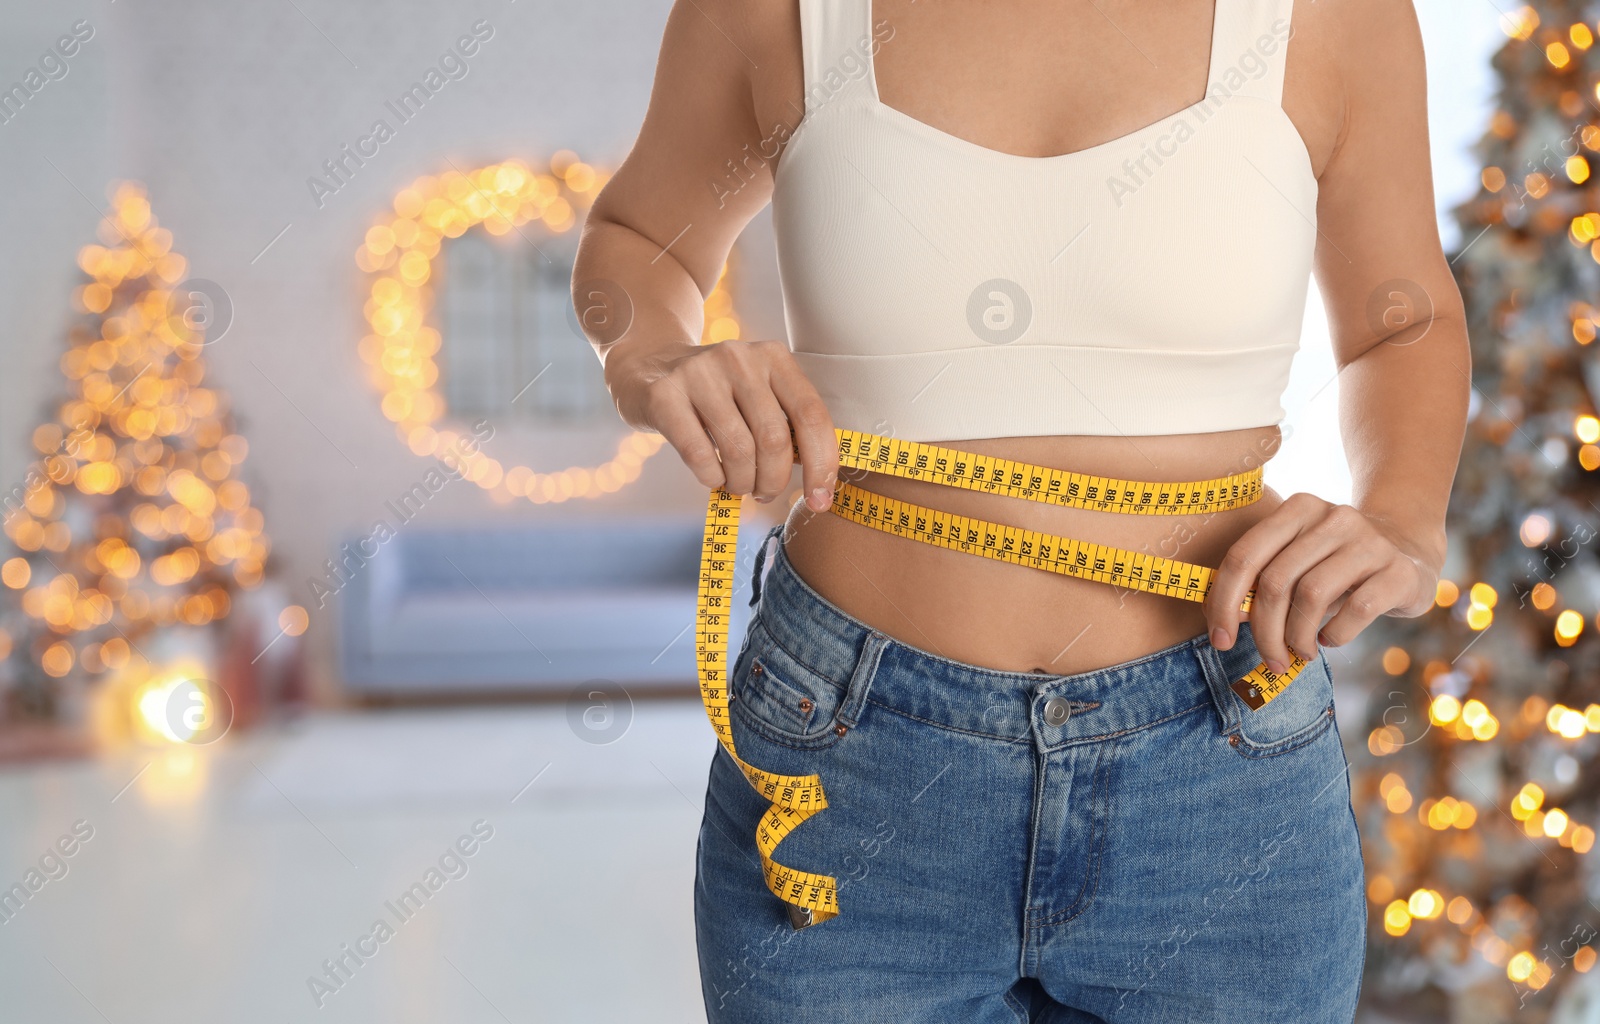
xmin=732 ymin=644 xmax=843 ymax=751
xmin=731 ymin=697 xmax=848 ymax=752
xmin=1034 ymin=741 xmax=1110 ymax=928
xmin=744 ymin=655 xmax=821 ymax=733
xmin=864 ymin=696 xmax=1213 ymax=746
xmin=1001 ymin=984 xmax=1031 ymax=1023
xmin=754 ymin=608 xmax=853 ymax=695
xmin=866 ymin=698 xmax=1034 ymax=744
xmin=887 ymin=629 xmax=1211 ymax=685
xmin=1230 ymin=701 xmax=1337 ymax=759
xmin=1351 ymin=883 xmax=1368 ymax=1024
xmin=1021 ymin=738 xmax=1047 ymax=977
xmin=1048 ymin=701 xmax=1214 ymax=749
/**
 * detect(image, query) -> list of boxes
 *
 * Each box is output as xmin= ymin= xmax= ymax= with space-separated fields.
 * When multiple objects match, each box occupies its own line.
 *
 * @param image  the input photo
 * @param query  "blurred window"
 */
xmin=437 ymin=232 xmax=610 ymax=422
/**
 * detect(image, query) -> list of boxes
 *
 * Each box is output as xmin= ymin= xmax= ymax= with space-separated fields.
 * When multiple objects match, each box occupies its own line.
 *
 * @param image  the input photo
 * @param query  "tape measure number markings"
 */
xmin=697 ymin=492 xmax=840 ymax=926
xmin=695 ymin=429 xmax=1309 ymax=929
xmin=825 ymin=479 xmax=1307 ymax=710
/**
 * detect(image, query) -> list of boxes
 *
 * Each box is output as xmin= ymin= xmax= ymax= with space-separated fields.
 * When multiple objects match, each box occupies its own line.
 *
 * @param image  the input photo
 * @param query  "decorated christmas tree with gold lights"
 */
xmin=1353 ymin=5 xmax=1600 ymax=1019
xmin=0 ymin=183 xmax=274 ymax=739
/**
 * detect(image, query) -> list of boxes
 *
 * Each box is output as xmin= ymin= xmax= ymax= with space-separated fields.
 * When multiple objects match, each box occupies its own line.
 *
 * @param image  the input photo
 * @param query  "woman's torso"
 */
xmin=746 ymin=0 xmax=1346 ymax=675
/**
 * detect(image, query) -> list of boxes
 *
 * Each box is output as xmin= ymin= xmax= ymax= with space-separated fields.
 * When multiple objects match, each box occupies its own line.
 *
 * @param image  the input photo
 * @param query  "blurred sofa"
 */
xmin=337 ymin=517 xmax=761 ymax=694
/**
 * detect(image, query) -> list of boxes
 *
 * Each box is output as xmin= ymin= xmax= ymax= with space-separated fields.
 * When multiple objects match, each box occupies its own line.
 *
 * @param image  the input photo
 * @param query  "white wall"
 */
xmin=0 ymin=5 xmax=113 ymax=525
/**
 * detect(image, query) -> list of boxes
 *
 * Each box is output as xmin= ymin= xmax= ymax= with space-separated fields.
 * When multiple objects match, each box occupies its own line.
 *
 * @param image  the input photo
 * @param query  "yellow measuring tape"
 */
xmin=695 ymin=428 xmax=1308 ymax=928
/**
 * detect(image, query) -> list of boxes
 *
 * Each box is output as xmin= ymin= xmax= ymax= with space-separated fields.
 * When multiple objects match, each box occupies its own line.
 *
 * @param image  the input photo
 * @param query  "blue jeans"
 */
xmin=694 ymin=526 xmax=1366 ymax=1022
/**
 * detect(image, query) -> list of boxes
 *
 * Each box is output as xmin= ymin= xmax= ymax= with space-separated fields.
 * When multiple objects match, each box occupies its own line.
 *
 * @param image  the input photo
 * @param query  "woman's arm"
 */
xmin=1204 ymin=0 xmax=1471 ymax=671
xmin=573 ymin=0 xmax=839 ymax=511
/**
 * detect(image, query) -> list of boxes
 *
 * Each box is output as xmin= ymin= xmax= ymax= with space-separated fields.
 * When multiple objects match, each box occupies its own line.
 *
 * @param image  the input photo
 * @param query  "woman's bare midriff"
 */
xmin=779 ymin=427 xmax=1284 ymax=676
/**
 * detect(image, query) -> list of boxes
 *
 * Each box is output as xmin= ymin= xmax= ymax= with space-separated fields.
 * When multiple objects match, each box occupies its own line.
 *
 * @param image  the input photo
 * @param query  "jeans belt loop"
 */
xmin=748 ymin=523 xmax=784 ymax=609
xmin=1197 ymin=639 xmax=1244 ymax=738
xmin=837 ymin=630 xmax=888 ymax=730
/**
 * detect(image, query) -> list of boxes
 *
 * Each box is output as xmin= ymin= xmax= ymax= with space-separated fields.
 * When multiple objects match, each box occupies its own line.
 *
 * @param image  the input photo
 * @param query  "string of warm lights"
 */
xmin=0 ymin=183 xmax=301 ymax=696
xmin=359 ymin=153 xmax=745 ymax=503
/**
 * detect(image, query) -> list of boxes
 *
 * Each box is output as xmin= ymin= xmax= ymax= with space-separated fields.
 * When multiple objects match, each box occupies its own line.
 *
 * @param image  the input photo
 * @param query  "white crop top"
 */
xmin=771 ymin=0 xmax=1317 ymax=442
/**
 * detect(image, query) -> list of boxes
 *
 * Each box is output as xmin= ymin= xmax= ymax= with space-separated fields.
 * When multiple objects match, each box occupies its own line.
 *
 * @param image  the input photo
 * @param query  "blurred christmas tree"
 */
xmin=1353 ymin=5 xmax=1600 ymax=1021
xmin=0 ymin=182 xmax=277 ymax=741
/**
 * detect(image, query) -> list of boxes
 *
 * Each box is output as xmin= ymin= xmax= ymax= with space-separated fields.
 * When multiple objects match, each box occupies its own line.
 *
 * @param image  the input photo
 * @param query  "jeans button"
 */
xmin=1042 ymin=696 xmax=1071 ymax=727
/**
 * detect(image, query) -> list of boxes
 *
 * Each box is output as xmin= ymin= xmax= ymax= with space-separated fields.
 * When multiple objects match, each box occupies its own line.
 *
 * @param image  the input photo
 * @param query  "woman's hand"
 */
xmin=1202 ymin=492 xmax=1440 ymax=673
xmin=605 ymin=337 xmax=839 ymax=511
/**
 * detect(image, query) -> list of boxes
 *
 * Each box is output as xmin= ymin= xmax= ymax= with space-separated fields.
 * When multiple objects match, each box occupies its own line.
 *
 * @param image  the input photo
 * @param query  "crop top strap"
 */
xmin=1208 ymin=0 xmax=1297 ymax=108
xmin=796 ymin=0 xmax=884 ymax=116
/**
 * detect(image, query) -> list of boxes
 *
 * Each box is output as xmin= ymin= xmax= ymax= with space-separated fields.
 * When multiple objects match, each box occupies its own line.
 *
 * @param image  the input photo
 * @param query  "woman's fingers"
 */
xmin=1251 ymin=541 xmax=1364 ymax=666
xmin=1283 ymin=540 xmax=1389 ymax=654
xmin=769 ymin=358 xmax=838 ymax=511
xmin=644 ymin=375 xmax=726 ymax=490
xmin=1204 ymin=493 xmax=1323 ymax=653
xmin=1246 ymin=555 xmax=1319 ymax=674
xmin=728 ymin=369 xmax=797 ymax=503
xmin=1318 ymin=561 xmax=1423 ymax=646
xmin=642 ymin=339 xmax=836 ymax=504
xmin=1249 ymin=504 xmax=1380 ymax=671
xmin=691 ymin=383 xmax=758 ymax=496
xmin=1209 ymin=495 xmax=1425 ymax=673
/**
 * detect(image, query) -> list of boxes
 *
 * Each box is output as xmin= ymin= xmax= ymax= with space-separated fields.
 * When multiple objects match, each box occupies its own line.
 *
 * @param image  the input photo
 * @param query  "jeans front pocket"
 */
xmin=731 ymin=618 xmax=851 ymax=752
xmin=1227 ymin=646 xmax=1338 ymax=759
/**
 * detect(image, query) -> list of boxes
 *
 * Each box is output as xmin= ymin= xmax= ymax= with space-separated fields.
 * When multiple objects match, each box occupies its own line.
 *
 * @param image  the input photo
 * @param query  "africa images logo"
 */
xmin=1104 ymin=19 xmax=1294 ymax=207
xmin=306 ymin=19 xmax=496 ymax=209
